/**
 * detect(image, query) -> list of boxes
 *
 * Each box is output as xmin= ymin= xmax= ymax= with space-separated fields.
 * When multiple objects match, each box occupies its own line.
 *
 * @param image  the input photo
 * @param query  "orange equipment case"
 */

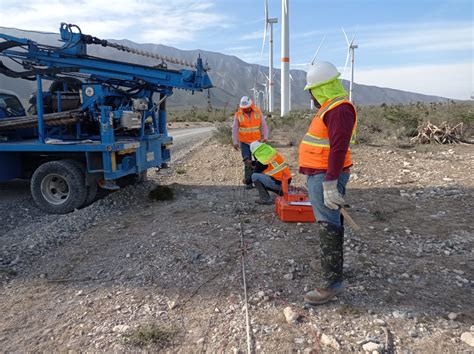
xmin=275 ymin=174 xmax=316 ymax=222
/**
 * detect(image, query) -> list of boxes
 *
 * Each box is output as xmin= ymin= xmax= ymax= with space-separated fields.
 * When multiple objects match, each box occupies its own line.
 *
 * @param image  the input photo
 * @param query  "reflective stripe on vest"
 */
xmin=266 ymin=161 xmax=289 ymax=176
xmin=238 ymin=126 xmax=260 ymax=133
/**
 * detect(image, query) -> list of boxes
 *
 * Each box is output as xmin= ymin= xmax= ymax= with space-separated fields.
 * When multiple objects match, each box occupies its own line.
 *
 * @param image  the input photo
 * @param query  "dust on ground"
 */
xmin=0 ymin=133 xmax=473 ymax=352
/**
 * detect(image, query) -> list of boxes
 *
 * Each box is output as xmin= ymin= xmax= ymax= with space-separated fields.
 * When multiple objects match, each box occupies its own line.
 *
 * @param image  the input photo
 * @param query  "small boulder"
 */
xmin=320 ymin=333 xmax=341 ymax=350
xmin=283 ymin=306 xmax=299 ymax=324
xmin=362 ymin=341 xmax=383 ymax=352
xmin=461 ymin=332 xmax=474 ymax=347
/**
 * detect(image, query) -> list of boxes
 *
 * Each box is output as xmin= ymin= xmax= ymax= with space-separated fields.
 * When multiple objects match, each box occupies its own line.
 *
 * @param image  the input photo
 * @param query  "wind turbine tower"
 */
xmin=264 ymin=0 xmax=278 ymax=115
xmin=280 ymin=0 xmax=290 ymax=117
xmin=342 ymin=28 xmax=358 ymax=102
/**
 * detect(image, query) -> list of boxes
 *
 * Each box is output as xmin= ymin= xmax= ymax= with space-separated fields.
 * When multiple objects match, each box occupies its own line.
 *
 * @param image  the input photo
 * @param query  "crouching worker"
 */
xmin=249 ymin=141 xmax=291 ymax=205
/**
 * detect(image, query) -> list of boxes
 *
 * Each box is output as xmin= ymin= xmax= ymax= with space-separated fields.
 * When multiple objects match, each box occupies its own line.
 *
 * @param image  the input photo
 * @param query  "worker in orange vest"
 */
xmin=232 ymin=96 xmax=269 ymax=188
xmin=248 ymin=141 xmax=291 ymax=204
xmin=298 ymin=61 xmax=357 ymax=306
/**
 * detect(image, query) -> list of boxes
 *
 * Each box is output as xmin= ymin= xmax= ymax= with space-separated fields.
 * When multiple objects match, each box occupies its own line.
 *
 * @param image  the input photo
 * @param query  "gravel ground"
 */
xmin=0 ymin=131 xmax=473 ymax=352
xmin=0 ymin=126 xmax=214 ymax=271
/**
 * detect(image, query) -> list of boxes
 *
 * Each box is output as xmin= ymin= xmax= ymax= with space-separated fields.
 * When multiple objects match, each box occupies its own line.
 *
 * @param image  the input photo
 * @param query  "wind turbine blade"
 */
xmin=310 ymin=34 xmax=326 ymax=65
xmin=350 ymin=32 xmax=357 ymax=46
xmin=341 ymin=26 xmax=350 ymax=46
xmin=350 ymin=26 xmax=359 ymax=46
xmin=259 ymin=0 xmax=268 ymax=61
xmin=341 ymin=46 xmax=351 ymax=79
xmin=265 ymin=0 xmax=268 ymax=22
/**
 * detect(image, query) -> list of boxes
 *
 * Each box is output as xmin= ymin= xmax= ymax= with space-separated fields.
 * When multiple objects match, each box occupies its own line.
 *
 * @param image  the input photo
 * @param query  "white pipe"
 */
xmin=280 ymin=0 xmax=289 ymax=117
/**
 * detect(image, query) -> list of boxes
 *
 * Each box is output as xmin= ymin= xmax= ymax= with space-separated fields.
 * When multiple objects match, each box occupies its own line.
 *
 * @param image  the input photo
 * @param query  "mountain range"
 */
xmin=0 ymin=26 xmax=449 ymax=109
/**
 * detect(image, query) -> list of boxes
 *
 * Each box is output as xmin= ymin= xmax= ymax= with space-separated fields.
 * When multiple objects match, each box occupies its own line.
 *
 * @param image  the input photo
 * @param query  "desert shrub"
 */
xmin=149 ymin=185 xmax=174 ymax=201
xmin=124 ymin=323 xmax=178 ymax=348
xmin=357 ymin=101 xmax=473 ymax=144
xmin=213 ymin=124 xmax=233 ymax=145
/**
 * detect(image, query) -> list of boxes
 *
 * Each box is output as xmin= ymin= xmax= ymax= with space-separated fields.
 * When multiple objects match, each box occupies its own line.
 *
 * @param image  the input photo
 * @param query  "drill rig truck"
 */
xmin=0 ymin=23 xmax=212 ymax=213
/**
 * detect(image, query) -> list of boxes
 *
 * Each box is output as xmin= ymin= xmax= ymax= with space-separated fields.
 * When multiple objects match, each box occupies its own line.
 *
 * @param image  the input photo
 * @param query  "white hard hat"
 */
xmin=304 ymin=61 xmax=340 ymax=90
xmin=250 ymin=141 xmax=262 ymax=153
xmin=240 ymin=96 xmax=252 ymax=109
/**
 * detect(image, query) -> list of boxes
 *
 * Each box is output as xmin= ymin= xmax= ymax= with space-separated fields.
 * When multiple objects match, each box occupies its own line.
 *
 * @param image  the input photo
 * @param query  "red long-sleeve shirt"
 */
xmin=299 ymin=103 xmax=356 ymax=181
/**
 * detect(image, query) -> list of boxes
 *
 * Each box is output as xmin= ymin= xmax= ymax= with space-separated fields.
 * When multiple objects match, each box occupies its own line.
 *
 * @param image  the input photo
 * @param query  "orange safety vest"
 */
xmin=298 ymin=97 xmax=357 ymax=170
xmin=236 ymin=106 xmax=262 ymax=143
xmin=263 ymin=153 xmax=291 ymax=182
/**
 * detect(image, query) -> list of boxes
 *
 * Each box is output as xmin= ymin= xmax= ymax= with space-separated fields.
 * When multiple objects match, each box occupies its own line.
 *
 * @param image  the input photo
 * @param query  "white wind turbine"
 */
xmin=260 ymin=0 xmax=278 ymax=114
xmin=308 ymin=35 xmax=326 ymax=110
xmin=250 ymin=87 xmax=259 ymax=108
xmin=341 ymin=27 xmax=358 ymax=102
xmin=260 ymin=80 xmax=268 ymax=111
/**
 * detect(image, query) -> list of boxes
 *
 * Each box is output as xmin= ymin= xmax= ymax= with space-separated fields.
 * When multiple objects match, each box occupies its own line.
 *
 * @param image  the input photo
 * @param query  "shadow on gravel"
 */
xmin=1 ymin=183 xmax=473 ymax=324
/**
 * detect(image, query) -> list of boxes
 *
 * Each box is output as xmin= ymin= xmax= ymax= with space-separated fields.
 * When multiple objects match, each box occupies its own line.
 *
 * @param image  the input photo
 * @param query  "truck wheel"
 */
xmin=84 ymin=181 xmax=98 ymax=206
xmin=31 ymin=160 xmax=87 ymax=214
xmin=69 ymin=160 xmax=98 ymax=207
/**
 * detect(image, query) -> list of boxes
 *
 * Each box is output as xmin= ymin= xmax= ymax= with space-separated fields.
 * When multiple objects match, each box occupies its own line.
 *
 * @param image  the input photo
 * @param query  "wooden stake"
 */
xmin=340 ymin=207 xmax=361 ymax=231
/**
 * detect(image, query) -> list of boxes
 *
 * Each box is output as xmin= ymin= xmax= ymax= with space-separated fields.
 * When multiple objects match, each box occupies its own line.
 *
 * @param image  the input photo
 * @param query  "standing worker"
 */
xmin=233 ymin=96 xmax=269 ymax=188
xmin=298 ymin=61 xmax=357 ymax=305
xmin=249 ymin=141 xmax=291 ymax=205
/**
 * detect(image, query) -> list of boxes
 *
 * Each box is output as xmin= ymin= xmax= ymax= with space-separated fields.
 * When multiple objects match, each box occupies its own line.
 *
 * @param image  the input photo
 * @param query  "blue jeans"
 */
xmin=306 ymin=172 xmax=350 ymax=227
xmin=251 ymin=173 xmax=282 ymax=193
xmin=240 ymin=142 xmax=251 ymax=160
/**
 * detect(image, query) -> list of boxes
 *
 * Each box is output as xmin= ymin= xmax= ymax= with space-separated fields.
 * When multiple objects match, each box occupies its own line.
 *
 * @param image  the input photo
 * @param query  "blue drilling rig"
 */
xmin=0 ymin=23 xmax=212 ymax=213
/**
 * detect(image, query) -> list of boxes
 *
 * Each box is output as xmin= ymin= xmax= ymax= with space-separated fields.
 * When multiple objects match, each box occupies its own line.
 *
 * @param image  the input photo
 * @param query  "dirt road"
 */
xmin=0 ymin=135 xmax=473 ymax=352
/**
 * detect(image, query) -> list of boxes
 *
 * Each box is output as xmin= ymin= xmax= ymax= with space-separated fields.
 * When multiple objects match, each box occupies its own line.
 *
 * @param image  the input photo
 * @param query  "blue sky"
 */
xmin=1 ymin=0 xmax=473 ymax=99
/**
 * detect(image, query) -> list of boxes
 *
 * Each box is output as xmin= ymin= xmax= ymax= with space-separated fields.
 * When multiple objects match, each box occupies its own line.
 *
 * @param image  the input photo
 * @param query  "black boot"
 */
xmin=254 ymin=180 xmax=272 ymax=205
xmin=244 ymin=165 xmax=253 ymax=188
xmin=304 ymin=222 xmax=344 ymax=305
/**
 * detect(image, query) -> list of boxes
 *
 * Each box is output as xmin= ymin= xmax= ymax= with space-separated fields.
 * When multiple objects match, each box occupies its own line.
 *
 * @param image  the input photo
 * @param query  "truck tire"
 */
xmin=31 ymin=160 xmax=87 ymax=214
xmin=69 ymin=160 xmax=98 ymax=207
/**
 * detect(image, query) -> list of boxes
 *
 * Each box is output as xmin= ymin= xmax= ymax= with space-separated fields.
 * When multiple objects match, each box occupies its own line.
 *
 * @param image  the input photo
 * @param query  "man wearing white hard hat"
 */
xmin=232 ymin=96 xmax=269 ymax=188
xmin=248 ymin=141 xmax=291 ymax=204
xmin=298 ymin=61 xmax=357 ymax=305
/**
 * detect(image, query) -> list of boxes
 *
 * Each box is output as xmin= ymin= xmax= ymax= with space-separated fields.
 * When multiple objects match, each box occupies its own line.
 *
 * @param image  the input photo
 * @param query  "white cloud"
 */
xmin=0 ymin=0 xmax=227 ymax=45
xmin=240 ymin=30 xmax=265 ymax=41
xmin=356 ymin=62 xmax=473 ymax=100
xmin=356 ymin=22 xmax=473 ymax=53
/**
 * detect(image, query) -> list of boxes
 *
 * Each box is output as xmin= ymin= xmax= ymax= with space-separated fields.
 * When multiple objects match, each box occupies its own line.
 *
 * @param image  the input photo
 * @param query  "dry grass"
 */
xmin=124 ymin=323 xmax=178 ymax=348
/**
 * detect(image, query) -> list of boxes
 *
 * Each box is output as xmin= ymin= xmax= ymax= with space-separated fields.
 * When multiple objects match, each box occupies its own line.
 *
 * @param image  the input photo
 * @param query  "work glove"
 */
xmin=233 ymin=144 xmax=240 ymax=151
xmin=322 ymin=180 xmax=345 ymax=210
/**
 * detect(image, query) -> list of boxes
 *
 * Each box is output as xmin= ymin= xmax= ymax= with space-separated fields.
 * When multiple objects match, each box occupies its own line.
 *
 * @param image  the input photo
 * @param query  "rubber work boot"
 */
xmin=304 ymin=222 xmax=345 ymax=305
xmin=254 ymin=180 xmax=273 ymax=205
xmin=244 ymin=165 xmax=254 ymax=189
